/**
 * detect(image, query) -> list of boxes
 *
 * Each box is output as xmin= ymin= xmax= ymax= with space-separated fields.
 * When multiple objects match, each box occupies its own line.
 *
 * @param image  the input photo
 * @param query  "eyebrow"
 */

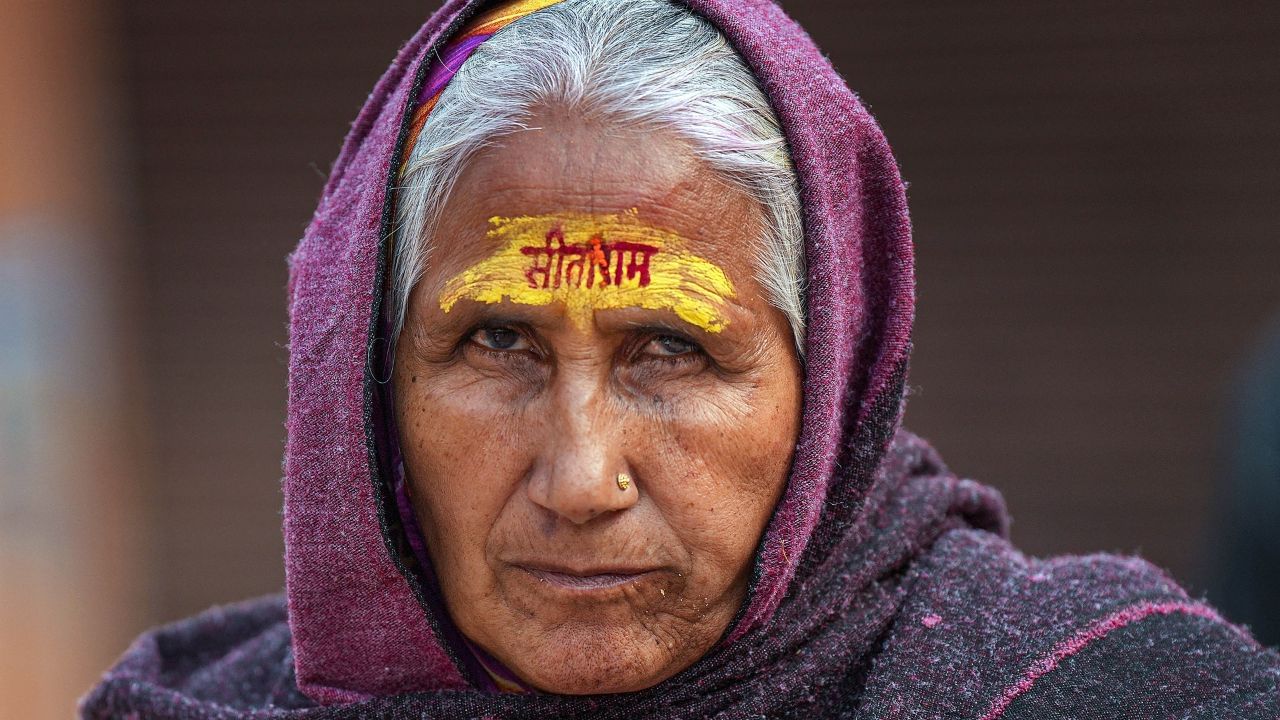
xmin=616 ymin=315 xmax=709 ymax=337
xmin=598 ymin=306 xmax=751 ymax=346
xmin=430 ymin=301 xmax=556 ymax=332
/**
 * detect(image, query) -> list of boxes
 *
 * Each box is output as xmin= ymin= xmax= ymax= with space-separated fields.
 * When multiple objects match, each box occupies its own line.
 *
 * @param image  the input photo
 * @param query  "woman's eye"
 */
xmin=470 ymin=326 xmax=530 ymax=352
xmin=643 ymin=334 xmax=698 ymax=358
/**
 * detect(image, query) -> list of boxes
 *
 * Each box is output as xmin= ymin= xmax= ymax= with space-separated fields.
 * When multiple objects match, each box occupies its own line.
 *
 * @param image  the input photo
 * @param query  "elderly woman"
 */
xmin=83 ymin=0 xmax=1279 ymax=718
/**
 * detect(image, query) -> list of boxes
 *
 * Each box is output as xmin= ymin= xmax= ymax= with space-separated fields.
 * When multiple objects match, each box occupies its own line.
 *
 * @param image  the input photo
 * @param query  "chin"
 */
xmin=502 ymin=620 xmax=692 ymax=695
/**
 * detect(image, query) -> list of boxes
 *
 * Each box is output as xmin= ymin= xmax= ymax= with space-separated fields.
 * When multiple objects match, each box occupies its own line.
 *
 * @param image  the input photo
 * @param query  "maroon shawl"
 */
xmin=82 ymin=1 xmax=1280 ymax=717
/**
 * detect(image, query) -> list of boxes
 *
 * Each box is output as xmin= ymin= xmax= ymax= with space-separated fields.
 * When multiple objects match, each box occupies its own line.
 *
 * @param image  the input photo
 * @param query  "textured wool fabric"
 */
xmin=81 ymin=0 xmax=1280 ymax=717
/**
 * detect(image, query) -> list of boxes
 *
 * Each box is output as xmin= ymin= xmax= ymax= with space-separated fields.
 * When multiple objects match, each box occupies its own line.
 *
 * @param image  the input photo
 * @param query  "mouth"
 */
xmin=514 ymin=563 xmax=659 ymax=591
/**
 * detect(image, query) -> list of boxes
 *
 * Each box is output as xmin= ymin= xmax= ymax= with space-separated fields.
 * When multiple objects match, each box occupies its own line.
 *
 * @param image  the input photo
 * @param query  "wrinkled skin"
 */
xmin=393 ymin=108 xmax=802 ymax=694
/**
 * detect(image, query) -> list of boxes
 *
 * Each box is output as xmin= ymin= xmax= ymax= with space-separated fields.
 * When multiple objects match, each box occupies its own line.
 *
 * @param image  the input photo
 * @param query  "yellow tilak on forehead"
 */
xmin=437 ymin=210 xmax=737 ymax=332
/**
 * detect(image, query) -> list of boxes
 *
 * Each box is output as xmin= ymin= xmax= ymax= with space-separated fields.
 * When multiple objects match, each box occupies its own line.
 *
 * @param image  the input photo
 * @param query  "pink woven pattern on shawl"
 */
xmin=979 ymin=601 xmax=1228 ymax=720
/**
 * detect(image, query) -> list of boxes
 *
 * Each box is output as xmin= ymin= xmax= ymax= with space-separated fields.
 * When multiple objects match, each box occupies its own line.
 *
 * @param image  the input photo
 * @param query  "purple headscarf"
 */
xmin=81 ymin=1 xmax=1280 ymax=717
xmin=286 ymin=0 xmax=923 ymax=698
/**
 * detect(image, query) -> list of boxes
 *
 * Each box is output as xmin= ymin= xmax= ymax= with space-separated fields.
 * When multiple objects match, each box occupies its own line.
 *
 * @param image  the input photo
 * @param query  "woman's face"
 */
xmin=393 ymin=109 xmax=802 ymax=694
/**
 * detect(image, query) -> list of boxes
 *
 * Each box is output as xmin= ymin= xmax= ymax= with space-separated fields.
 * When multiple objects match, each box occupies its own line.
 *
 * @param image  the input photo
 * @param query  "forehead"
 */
xmin=424 ymin=111 xmax=763 ymax=285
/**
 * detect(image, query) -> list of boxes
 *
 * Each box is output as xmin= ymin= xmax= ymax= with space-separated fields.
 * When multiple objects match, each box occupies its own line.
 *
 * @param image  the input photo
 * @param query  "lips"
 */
xmin=514 ymin=563 xmax=658 ymax=591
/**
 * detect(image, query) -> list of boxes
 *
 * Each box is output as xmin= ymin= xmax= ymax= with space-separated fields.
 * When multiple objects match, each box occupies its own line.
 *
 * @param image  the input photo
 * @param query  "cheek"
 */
xmin=399 ymin=363 xmax=541 ymax=478
xmin=638 ymin=374 xmax=799 ymax=578
xmin=395 ymin=373 xmax=536 ymax=580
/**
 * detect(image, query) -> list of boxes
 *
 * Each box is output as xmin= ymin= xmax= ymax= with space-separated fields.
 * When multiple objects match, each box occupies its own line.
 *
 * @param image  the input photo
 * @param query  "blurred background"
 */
xmin=2 ymin=0 xmax=1278 ymax=716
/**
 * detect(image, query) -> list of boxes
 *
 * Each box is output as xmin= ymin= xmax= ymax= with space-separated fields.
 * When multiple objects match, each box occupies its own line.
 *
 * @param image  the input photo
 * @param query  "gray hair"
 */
xmin=391 ymin=0 xmax=805 ymax=352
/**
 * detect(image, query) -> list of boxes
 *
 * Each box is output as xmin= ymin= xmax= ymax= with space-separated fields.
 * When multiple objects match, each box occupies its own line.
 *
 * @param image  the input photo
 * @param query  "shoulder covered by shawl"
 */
xmin=79 ymin=596 xmax=318 ymax=719
xmin=858 ymin=524 xmax=1280 ymax=719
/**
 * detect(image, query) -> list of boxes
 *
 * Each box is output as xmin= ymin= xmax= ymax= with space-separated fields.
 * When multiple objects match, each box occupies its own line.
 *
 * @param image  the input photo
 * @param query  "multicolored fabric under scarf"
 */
xmin=400 ymin=0 xmax=567 ymax=174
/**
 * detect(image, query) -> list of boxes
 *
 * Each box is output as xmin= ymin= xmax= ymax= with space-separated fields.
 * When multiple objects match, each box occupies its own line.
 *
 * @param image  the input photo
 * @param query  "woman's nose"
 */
xmin=525 ymin=378 xmax=638 ymax=525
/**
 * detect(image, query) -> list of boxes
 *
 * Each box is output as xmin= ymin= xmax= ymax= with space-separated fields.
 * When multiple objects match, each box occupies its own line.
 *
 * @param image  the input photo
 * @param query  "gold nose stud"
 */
xmin=616 ymin=473 xmax=632 ymax=491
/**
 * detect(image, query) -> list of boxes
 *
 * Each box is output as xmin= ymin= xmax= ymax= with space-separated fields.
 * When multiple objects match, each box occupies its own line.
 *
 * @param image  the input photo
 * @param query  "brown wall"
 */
xmin=0 ymin=1 xmax=145 ymax=717
xmin=114 ymin=0 xmax=1280 ymax=632
xmin=787 ymin=2 xmax=1280 ymax=582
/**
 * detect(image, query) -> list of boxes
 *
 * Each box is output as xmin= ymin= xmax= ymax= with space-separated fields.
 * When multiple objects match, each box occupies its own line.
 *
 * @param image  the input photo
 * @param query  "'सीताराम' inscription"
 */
xmin=436 ymin=210 xmax=738 ymax=333
xmin=520 ymin=227 xmax=659 ymax=291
